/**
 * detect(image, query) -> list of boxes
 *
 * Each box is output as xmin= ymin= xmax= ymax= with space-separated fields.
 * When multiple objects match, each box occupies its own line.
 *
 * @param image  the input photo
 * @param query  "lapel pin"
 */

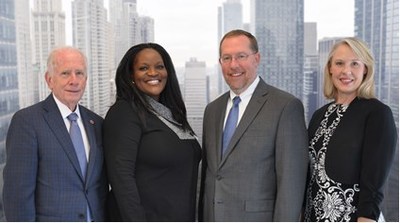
xmin=90 ymin=120 xmax=95 ymax=125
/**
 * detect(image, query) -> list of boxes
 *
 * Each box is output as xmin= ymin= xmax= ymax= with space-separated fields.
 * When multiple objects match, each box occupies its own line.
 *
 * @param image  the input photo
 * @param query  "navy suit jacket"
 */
xmin=3 ymin=94 xmax=108 ymax=221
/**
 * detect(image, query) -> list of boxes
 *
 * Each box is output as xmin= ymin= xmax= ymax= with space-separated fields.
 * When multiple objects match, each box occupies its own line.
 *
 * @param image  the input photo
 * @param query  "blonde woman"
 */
xmin=304 ymin=37 xmax=397 ymax=222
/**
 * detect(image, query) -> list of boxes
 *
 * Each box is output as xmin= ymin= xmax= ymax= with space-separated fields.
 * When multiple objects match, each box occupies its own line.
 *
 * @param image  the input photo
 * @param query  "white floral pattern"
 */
xmin=305 ymin=104 xmax=360 ymax=222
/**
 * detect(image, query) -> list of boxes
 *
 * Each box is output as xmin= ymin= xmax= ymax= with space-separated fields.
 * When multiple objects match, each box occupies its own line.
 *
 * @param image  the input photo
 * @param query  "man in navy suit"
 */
xmin=3 ymin=46 xmax=108 ymax=221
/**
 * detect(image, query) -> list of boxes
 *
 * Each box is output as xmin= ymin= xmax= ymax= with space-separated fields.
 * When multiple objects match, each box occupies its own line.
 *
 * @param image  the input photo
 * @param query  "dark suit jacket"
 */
xmin=103 ymin=99 xmax=201 ymax=221
xmin=307 ymin=98 xmax=397 ymax=220
xmin=3 ymin=94 xmax=108 ymax=221
xmin=199 ymin=78 xmax=309 ymax=221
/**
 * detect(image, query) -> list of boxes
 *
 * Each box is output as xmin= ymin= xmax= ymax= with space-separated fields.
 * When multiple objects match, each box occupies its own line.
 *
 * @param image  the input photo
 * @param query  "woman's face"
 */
xmin=329 ymin=44 xmax=367 ymax=103
xmin=132 ymin=48 xmax=168 ymax=101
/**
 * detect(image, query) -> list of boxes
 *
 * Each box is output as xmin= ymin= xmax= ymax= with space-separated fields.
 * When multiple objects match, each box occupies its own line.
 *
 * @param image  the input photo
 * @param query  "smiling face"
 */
xmin=132 ymin=48 xmax=168 ymax=101
xmin=220 ymin=35 xmax=260 ymax=95
xmin=45 ymin=48 xmax=87 ymax=111
xmin=329 ymin=44 xmax=367 ymax=104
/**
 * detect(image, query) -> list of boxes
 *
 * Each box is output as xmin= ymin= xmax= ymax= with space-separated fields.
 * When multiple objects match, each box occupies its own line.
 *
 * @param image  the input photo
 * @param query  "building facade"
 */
xmin=251 ymin=0 xmax=304 ymax=100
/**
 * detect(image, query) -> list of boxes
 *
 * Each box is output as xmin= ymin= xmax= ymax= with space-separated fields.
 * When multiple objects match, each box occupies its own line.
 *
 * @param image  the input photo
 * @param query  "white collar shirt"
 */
xmin=53 ymin=94 xmax=90 ymax=161
xmin=223 ymin=76 xmax=260 ymax=128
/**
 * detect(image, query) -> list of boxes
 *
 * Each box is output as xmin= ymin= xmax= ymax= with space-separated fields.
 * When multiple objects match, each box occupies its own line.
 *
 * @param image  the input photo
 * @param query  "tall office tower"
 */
xmin=217 ymin=0 xmax=244 ymax=95
xmin=317 ymin=37 xmax=342 ymax=108
xmin=384 ymin=0 xmax=399 ymax=128
xmin=109 ymin=0 xmax=154 ymax=66
xmin=32 ymin=0 xmax=65 ymax=102
xmin=140 ymin=16 xmax=155 ymax=43
xmin=355 ymin=0 xmax=399 ymax=127
xmin=72 ymin=0 xmax=112 ymax=117
xmin=250 ymin=0 xmax=304 ymax=100
xmin=303 ymin=22 xmax=318 ymax=124
xmin=184 ymin=58 xmax=208 ymax=143
xmin=0 ymin=0 xmax=19 ymax=161
xmin=15 ymin=0 xmax=33 ymax=109
xmin=0 ymin=0 xmax=19 ymax=218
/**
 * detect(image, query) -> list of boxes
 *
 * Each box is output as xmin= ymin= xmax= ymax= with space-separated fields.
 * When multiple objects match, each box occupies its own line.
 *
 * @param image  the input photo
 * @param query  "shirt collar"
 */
xmin=52 ymin=94 xmax=82 ymax=120
xmin=229 ymin=76 xmax=260 ymax=99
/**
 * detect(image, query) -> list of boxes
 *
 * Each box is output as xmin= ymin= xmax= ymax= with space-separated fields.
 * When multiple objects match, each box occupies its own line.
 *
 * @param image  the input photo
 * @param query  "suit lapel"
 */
xmin=80 ymin=108 xmax=98 ymax=185
xmin=42 ymin=95 xmax=85 ymax=181
xmin=219 ymin=80 xmax=269 ymax=167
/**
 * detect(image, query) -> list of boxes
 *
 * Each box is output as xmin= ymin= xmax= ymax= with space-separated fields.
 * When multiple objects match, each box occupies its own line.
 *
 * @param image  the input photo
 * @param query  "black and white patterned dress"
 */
xmin=304 ymin=104 xmax=359 ymax=222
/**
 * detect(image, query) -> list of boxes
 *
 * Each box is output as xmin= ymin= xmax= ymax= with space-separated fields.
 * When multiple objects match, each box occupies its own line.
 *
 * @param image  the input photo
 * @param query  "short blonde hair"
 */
xmin=323 ymin=37 xmax=375 ymax=100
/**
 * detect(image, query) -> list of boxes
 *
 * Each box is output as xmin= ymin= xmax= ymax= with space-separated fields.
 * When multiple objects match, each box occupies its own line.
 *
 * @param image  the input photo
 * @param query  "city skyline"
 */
xmin=59 ymin=0 xmax=354 ymax=67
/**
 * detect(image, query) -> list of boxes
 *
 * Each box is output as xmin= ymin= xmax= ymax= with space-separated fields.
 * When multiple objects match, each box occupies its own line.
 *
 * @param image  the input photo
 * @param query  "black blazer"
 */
xmin=103 ymin=99 xmax=201 ymax=221
xmin=308 ymin=97 xmax=397 ymax=220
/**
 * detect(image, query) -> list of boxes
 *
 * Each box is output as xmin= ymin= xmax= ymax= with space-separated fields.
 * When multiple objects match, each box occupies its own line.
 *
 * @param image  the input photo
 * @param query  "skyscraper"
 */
xmin=303 ymin=22 xmax=318 ymax=123
xmin=317 ymin=37 xmax=342 ymax=108
xmin=15 ymin=0 xmax=33 ymax=109
xmin=355 ymin=0 xmax=399 ymax=221
xmin=251 ymin=0 xmax=304 ymax=99
xmin=72 ymin=0 xmax=112 ymax=117
xmin=217 ymin=0 xmax=244 ymax=95
xmin=31 ymin=0 xmax=65 ymax=103
xmin=0 ymin=0 xmax=19 ymax=219
xmin=109 ymin=0 xmax=155 ymax=66
xmin=184 ymin=58 xmax=208 ymax=143
xmin=354 ymin=0 xmax=398 ymax=127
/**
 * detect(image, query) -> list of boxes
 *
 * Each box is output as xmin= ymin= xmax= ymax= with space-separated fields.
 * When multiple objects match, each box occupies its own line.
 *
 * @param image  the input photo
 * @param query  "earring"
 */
xmin=132 ymin=81 xmax=135 ymax=84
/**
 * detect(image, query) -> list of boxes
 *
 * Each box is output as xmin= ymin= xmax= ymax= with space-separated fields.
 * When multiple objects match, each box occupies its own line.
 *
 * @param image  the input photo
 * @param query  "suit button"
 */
xmin=216 ymin=175 xmax=223 ymax=180
xmin=78 ymin=213 xmax=85 ymax=219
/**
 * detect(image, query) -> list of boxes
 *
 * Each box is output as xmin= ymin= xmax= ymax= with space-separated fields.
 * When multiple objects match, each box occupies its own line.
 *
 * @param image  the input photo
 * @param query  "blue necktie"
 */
xmin=67 ymin=112 xmax=87 ymax=178
xmin=222 ymin=96 xmax=241 ymax=156
xmin=68 ymin=112 xmax=92 ymax=221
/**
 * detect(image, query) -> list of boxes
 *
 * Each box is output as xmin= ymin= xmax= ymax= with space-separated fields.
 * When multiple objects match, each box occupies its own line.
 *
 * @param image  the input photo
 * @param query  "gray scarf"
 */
xmin=146 ymin=96 xmax=196 ymax=140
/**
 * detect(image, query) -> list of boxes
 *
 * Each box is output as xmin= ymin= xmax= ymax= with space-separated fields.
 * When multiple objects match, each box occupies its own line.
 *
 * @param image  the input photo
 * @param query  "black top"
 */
xmin=304 ymin=98 xmax=397 ymax=221
xmin=103 ymin=99 xmax=201 ymax=221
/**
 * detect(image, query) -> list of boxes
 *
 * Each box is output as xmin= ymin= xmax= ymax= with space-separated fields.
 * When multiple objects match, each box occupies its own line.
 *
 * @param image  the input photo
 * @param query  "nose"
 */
xmin=147 ymin=68 xmax=158 ymax=76
xmin=342 ymin=64 xmax=352 ymax=74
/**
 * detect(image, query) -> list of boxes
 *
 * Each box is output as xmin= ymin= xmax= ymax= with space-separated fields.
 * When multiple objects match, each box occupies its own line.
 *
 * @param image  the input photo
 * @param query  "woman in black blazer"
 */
xmin=304 ymin=37 xmax=397 ymax=222
xmin=103 ymin=43 xmax=201 ymax=221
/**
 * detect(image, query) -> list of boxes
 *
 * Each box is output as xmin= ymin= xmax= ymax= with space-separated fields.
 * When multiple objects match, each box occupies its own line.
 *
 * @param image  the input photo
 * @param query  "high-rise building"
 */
xmin=72 ymin=0 xmax=112 ymax=117
xmin=251 ymin=0 xmax=304 ymax=100
xmin=0 ymin=0 xmax=19 ymax=218
xmin=217 ymin=0 xmax=244 ymax=95
xmin=354 ymin=0 xmax=398 ymax=128
xmin=140 ymin=16 xmax=155 ymax=43
xmin=15 ymin=0 xmax=33 ymax=109
xmin=355 ymin=0 xmax=399 ymax=221
xmin=32 ymin=0 xmax=65 ymax=102
xmin=109 ymin=0 xmax=154 ymax=66
xmin=303 ymin=22 xmax=318 ymax=123
xmin=184 ymin=58 xmax=208 ymax=143
xmin=317 ymin=37 xmax=342 ymax=108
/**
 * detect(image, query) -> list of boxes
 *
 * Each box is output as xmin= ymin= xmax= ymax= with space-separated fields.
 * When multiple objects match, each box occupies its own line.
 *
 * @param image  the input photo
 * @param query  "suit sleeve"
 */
xmin=3 ymin=111 xmax=38 ymax=221
xmin=357 ymin=104 xmax=397 ymax=220
xmin=273 ymin=98 xmax=309 ymax=221
xmin=103 ymin=100 xmax=146 ymax=221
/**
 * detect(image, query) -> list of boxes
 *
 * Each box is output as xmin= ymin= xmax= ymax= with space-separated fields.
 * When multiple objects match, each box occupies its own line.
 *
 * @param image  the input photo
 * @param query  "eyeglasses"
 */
xmin=219 ymin=52 xmax=257 ymax=64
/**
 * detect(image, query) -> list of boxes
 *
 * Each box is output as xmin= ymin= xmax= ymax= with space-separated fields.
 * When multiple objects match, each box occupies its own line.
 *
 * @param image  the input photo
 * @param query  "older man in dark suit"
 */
xmin=3 ymin=46 xmax=108 ymax=221
xmin=199 ymin=29 xmax=309 ymax=221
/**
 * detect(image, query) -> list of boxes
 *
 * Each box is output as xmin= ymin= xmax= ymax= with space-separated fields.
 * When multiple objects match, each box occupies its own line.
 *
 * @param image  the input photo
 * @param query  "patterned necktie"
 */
xmin=222 ymin=96 xmax=241 ymax=156
xmin=67 ymin=112 xmax=87 ymax=179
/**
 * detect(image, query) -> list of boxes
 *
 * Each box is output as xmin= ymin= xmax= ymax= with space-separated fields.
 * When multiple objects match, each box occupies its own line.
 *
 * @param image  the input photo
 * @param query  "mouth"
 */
xmin=66 ymin=89 xmax=81 ymax=93
xmin=230 ymin=72 xmax=243 ymax=77
xmin=146 ymin=79 xmax=161 ymax=85
xmin=339 ymin=77 xmax=353 ymax=84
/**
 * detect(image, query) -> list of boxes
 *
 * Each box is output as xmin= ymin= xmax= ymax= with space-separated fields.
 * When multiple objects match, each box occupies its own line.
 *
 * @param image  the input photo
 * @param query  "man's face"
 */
xmin=45 ymin=49 xmax=87 ymax=111
xmin=219 ymin=35 xmax=260 ymax=95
